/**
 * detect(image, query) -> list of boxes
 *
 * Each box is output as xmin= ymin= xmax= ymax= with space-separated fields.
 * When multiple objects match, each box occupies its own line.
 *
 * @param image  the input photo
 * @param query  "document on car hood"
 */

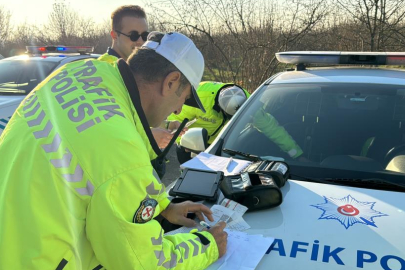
xmin=205 ymin=230 xmax=274 ymax=270
xmin=164 ymin=204 xmax=250 ymax=236
xmin=180 ymin=152 xmax=252 ymax=176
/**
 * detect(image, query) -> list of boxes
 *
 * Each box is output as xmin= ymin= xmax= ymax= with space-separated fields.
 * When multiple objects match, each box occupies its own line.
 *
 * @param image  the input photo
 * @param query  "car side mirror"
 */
xmin=179 ymin=127 xmax=209 ymax=156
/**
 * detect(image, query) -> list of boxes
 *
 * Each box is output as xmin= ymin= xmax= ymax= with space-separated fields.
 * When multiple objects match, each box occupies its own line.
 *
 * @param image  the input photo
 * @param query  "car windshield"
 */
xmin=222 ymin=82 xmax=405 ymax=184
xmin=0 ymin=60 xmax=58 ymax=95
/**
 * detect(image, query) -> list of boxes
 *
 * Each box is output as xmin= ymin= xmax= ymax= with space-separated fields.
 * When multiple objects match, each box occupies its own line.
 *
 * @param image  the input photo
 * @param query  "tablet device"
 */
xmin=170 ymin=168 xmax=223 ymax=201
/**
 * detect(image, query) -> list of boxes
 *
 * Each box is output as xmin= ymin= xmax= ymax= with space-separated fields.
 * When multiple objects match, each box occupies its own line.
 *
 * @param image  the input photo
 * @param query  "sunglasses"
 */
xmin=115 ymin=30 xmax=149 ymax=42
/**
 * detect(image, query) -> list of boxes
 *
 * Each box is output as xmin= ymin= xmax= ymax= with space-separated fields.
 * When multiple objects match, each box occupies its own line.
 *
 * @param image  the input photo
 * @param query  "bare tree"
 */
xmin=12 ymin=23 xmax=40 ymax=47
xmin=2 ymin=0 xmax=404 ymax=74
xmin=43 ymin=0 xmax=80 ymax=44
xmin=146 ymin=0 xmax=328 ymax=91
xmin=336 ymin=0 xmax=405 ymax=51
xmin=0 ymin=6 xmax=12 ymax=46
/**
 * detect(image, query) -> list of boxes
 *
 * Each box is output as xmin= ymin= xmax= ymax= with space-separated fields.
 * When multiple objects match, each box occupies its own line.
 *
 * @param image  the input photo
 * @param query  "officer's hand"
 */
xmin=151 ymin=128 xmax=173 ymax=148
xmin=207 ymin=221 xmax=228 ymax=258
xmin=160 ymin=201 xmax=214 ymax=227
xmin=168 ymin=121 xmax=188 ymax=136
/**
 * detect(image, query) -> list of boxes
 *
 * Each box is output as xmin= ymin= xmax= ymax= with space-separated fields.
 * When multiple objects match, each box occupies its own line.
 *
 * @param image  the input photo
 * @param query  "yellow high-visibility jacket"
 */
xmin=169 ymin=81 xmax=303 ymax=158
xmin=98 ymin=52 xmax=168 ymax=178
xmin=0 ymin=58 xmax=218 ymax=269
xmin=168 ymin=81 xmax=250 ymax=144
xmin=98 ymin=52 xmax=162 ymax=161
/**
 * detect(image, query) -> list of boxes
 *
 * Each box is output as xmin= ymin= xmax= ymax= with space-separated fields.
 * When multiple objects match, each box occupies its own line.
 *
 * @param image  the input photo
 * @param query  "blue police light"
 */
xmin=26 ymin=45 xmax=94 ymax=55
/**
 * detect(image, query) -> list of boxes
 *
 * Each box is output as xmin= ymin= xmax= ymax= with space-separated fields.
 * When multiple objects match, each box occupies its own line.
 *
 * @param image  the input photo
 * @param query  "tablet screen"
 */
xmin=176 ymin=170 xmax=219 ymax=196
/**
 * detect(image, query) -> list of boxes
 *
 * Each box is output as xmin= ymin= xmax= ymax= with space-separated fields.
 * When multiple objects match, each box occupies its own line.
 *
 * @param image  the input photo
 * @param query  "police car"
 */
xmin=0 ymin=46 xmax=100 ymax=134
xmin=179 ymin=52 xmax=405 ymax=270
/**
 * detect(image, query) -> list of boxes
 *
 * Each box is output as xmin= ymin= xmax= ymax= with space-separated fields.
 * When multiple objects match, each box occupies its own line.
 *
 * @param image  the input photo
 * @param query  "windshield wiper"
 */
xmin=222 ymin=148 xmax=262 ymax=161
xmin=290 ymin=174 xmax=405 ymax=191
xmin=325 ymin=178 xmax=405 ymax=189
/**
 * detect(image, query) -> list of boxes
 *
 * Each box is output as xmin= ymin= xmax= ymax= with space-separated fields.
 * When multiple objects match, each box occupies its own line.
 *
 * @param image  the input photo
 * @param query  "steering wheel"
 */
xmin=385 ymin=144 xmax=405 ymax=165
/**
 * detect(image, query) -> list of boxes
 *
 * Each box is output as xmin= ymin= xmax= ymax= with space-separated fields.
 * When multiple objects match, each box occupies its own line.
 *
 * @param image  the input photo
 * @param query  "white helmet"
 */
xmin=179 ymin=127 xmax=208 ymax=154
xmin=218 ymin=86 xmax=247 ymax=115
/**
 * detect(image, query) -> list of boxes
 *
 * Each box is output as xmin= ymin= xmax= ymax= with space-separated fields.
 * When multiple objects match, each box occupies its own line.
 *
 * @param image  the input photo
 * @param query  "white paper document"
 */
xmin=171 ymin=118 xmax=198 ymax=134
xmin=220 ymin=198 xmax=248 ymax=217
xmin=185 ymin=118 xmax=198 ymax=127
xmin=165 ymin=229 xmax=272 ymax=269
xmin=220 ymin=199 xmax=250 ymax=231
xmin=226 ymin=217 xmax=250 ymax=231
xmin=204 ymin=205 xmax=233 ymax=227
xmin=180 ymin=152 xmax=252 ymax=176
xmin=164 ymin=203 xmax=250 ymax=236
xmin=205 ymin=230 xmax=274 ymax=270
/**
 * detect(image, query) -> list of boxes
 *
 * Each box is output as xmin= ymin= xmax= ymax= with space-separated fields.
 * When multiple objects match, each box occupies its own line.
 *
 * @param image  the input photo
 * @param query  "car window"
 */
xmin=222 ymin=83 xmax=405 ymax=179
xmin=0 ymin=60 xmax=58 ymax=95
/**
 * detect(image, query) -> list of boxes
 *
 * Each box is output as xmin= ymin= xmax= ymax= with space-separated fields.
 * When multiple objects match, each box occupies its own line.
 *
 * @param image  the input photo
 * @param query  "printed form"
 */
xmin=164 ymin=203 xmax=250 ymax=235
xmin=205 ymin=230 xmax=274 ymax=270
xmin=180 ymin=152 xmax=252 ymax=176
xmin=164 ymin=201 xmax=274 ymax=269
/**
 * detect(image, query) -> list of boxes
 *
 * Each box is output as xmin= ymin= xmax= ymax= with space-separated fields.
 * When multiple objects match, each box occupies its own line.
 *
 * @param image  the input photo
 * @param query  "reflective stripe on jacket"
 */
xmin=0 ymin=59 xmax=218 ymax=269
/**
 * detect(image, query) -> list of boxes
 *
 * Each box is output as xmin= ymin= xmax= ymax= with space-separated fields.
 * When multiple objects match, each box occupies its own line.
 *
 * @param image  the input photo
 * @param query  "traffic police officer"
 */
xmin=168 ymin=82 xmax=249 ymax=163
xmin=169 ymin=81 xmax=303 ymax=163
xmin=0 ymin=32 xmax=227 ymax=269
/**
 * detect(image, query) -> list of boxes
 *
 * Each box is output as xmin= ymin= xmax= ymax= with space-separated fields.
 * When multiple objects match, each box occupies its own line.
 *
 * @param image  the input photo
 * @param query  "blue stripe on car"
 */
xmin=0 ymin=117 xmax=11 ymax=129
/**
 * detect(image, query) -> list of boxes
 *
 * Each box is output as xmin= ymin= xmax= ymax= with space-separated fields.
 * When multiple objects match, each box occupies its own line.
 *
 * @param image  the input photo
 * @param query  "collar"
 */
xmin=116 ymin=59 xmax=162 ymax=156
xmin=107 ymin=47 xmax=122 ymax=59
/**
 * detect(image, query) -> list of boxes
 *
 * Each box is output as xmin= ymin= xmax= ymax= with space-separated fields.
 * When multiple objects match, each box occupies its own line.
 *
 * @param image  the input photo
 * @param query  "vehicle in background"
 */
xmin=0 ymin=46 xmax=100 ymax=134
xmin=177 ymin=52 xmax=405 ymax=270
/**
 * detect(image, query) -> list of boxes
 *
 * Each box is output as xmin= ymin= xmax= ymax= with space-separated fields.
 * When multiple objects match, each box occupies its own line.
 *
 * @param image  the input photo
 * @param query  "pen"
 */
xmin=226 ymin=157 xmax=233 ymax=170
xmin=200 ymin=221 xmax=211 ymax=229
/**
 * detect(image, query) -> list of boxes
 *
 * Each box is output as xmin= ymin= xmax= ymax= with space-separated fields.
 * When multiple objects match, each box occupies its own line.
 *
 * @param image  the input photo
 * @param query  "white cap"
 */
xmin=218 ymin=86 xmax=247 ymax=115
xmin=142 ymin=32 xmax=206 ymax=113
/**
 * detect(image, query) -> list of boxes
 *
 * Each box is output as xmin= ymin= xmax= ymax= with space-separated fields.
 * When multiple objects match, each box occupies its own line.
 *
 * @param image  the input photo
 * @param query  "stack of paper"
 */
xmin=164 ymin=203 xmax=250 ymax=235
xmin=164 ymin=200 xmax=274 ymax=269
xmin=180 ymin=152 xmax=252 ymax=176
xmin=165 ymin=229 xmax=273 ymax=270
xmin=205 ymin=230 xmax=274 ymax=270
xmin=220 ymin=199 xmax=250 ymax=231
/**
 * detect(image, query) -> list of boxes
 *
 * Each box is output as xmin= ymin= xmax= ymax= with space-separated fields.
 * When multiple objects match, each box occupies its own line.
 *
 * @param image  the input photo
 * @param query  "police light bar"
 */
xmin=276 ymin=51 xmax=405 ymax=66
xmin=26 ymin=46 xmax=94 ymax=55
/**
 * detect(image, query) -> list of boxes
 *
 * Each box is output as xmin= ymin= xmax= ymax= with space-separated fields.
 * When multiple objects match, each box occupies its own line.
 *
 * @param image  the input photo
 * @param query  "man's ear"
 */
xmin=111 ymin=30 xmax=117 ymax=40
xmin=162 ymin=71 xmax=182 ymax=97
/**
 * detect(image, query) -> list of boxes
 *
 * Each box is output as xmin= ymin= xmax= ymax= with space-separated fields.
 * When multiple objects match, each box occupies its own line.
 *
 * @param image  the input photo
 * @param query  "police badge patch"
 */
xmin=133 ymin=199 xmax=158 ymax=223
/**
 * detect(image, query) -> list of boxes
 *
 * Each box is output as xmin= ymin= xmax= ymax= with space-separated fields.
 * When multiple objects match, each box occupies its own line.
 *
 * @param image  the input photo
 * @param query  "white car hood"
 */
xmin=0 ymin=95 xmax=25 ymax=108
xmin=0 ymin=95 xmax=25 ymax=133
xmin=246 ymin=180 xmax=405 ymax=270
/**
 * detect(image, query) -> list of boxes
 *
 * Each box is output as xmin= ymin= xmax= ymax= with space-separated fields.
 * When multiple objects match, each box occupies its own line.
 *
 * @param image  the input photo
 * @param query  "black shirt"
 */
xmin=106 ymin=47 xmax=122 ymax=59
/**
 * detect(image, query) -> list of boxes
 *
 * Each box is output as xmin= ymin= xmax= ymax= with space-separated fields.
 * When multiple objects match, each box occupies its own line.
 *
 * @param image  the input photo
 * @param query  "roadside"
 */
xmin=161 ymin=145 xmax=182 ymax=187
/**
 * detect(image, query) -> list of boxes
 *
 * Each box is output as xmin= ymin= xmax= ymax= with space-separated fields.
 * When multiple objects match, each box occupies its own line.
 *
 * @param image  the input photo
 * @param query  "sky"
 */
xmin=0 ymin=0 xmax=156 ymax=25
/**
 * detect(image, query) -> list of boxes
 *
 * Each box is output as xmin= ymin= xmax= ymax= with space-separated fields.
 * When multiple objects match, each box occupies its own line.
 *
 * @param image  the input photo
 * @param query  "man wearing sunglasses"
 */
xmin=107 ymin=5 xmax=149 ymax=61
xmin=100 ymin=5 xmax=184 ymax=178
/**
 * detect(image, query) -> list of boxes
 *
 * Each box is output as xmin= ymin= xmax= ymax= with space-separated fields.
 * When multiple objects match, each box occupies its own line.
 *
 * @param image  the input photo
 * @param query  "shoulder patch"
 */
xmin=133 ymin=198 xmax=158 ymax=223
